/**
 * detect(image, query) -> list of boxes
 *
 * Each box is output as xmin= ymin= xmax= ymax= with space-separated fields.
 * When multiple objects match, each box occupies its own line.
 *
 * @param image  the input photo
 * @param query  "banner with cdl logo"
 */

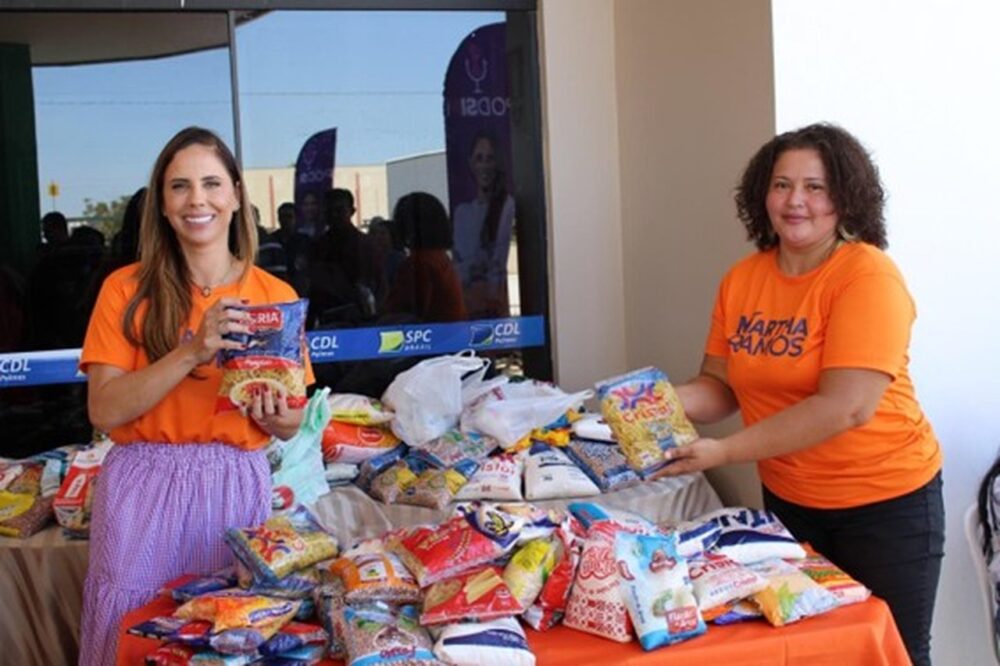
xmin=0 ymin=316 xmax=546 ymax=388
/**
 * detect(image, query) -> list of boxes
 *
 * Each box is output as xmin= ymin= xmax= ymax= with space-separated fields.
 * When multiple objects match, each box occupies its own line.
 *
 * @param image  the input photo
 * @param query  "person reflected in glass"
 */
xmin=451 ymin=131 xmax=515 ymax=319
xmin=385 ymin=192 xmax=466 ymax=323
xmin=662 ymin=123 xmax=943 ymax=666
xmin=77 ymin=127 xmax=311 ymax=666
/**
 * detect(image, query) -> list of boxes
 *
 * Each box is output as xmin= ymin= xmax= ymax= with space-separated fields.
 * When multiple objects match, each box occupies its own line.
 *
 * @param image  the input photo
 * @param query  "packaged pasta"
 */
xmin=420 ymin=566 xmax=524 ymax=625
xmin=396 ymin=459 xmax=479 ymax=510
xmin=793 ymin=549 xmax=871 ymax=606
xmin=368 ymin=460 xmax=418 ymax=504
xmin=564 ymin=438 xmax=641 ymax=492
xmin=216 ymin=300 xmax=308 ymax=414
xmin=595 ymin=367 xmax=698 ymax=476
xmin=748 ymin=557 xmax=839 ymax=626
xmin=224 ymin=505 xmax=338 ymax=585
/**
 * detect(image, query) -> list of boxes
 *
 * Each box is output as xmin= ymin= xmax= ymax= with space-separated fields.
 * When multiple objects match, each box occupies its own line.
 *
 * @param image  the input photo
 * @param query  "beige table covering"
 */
xmin=0 ymin=472 xmax=720 ymax=666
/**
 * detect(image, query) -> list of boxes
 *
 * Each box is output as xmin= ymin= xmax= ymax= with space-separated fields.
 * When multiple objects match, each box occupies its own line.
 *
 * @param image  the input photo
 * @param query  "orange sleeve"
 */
xmin=821 ymin=270 xmax=914 ymax=379
xmin=704 ymin=275 xmax=731 ymax=358
xmin=79 ymin=270 xmax=140 ymax=374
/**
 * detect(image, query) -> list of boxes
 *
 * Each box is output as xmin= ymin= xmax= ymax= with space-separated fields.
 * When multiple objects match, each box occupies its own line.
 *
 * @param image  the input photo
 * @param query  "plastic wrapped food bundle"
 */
xmin=224 ymin=505 xmax=338 ymax=585
xmin=614 ymin=531 xmax=706 ymax=650
xmin=217 ymin=299 xmax=309 ymax=413
xmin=595 ymin=367 xmax=698 ymax=476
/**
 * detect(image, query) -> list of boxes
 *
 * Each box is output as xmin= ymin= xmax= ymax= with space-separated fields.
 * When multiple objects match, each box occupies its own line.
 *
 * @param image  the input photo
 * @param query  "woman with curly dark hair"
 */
xmin=664 ymin=124 xmax=943 ymax=665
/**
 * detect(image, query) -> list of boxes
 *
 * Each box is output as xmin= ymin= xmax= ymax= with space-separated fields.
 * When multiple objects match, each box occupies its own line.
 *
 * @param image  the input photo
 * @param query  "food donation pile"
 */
xmin=127 ymin=501 xmax=870 ymax=664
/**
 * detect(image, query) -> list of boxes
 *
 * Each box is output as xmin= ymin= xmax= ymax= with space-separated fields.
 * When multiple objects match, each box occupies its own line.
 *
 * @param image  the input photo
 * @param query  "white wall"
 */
xmin=772 ymin=1 xmax=1000 ymax=663
xmin=538 ymin=0 xmax=627 ymax=392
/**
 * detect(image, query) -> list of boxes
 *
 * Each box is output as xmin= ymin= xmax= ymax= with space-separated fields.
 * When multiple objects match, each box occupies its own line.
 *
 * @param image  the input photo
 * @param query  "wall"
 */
xmin=537 ymin=0 xmax=627 ymax=393
xmin=613 ymin=0 xmax=774 ymax=507
xmin=772 ymin=2 xmax=1000 ymax=662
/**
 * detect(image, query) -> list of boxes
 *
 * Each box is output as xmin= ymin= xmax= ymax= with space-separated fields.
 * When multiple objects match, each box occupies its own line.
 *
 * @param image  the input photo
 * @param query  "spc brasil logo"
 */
xmin=469 ymin=320 xmax=521 ymax=348
xmin=378 ymin=328 xmax=433 ymax=354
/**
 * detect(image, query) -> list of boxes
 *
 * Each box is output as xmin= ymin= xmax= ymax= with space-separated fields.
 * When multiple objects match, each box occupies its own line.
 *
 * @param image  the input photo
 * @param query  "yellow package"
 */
xmin=503 ymin=538 xmax=560 ymax=608
xmin=596 ymin=367 xmax=698 ymax=476
xmin=175 ymin=591 xmax=299 ymax=633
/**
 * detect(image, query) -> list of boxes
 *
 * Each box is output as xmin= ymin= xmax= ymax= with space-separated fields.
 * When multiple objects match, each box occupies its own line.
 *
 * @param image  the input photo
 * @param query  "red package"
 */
xmin=420 ymin=566 xmax=524 ymax=625
xmin=390 ymin=515 xmax=509 ymax=588
xmin=563 ymin=520 xmax=638 ymax=642
xmin=53 ymin=441 xmax=111 ymax=537
xmin=522 ymin=527 xmax=583 ymax=631
xmin=321 ymin=421 xmax=399 ymax=464
xmin=144 ymin=643 xmax=196 ymax=665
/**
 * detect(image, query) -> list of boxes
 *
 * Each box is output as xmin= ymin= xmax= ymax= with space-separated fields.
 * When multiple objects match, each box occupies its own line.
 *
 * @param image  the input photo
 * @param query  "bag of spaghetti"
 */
xmin=216 ymin=299 xmax=309 ymax=414
xmin=595 ymin=367 xmax=698 ymax=477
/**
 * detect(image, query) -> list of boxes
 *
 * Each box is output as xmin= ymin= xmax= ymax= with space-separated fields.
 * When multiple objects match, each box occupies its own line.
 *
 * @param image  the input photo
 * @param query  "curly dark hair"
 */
xmin=735 ymin=123 xmax=887 ymax=250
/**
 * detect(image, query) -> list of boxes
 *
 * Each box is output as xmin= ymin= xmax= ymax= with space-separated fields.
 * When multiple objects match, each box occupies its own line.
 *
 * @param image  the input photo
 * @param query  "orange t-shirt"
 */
xmin=705 ymin=242 xmax=941 ymax=508
xmin=80 ymin=263 xmax=315 ymax=450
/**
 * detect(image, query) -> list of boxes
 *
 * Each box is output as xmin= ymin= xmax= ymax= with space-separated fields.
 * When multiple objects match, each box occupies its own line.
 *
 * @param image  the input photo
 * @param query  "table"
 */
xmin=117 ymin=594 xmax=911 ymax=666
xmin=1 ymin=472 xmax=720 ymax=666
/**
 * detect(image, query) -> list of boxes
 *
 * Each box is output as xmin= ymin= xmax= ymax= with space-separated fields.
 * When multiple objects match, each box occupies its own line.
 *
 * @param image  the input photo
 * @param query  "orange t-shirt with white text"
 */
xmin=80 ymin=263 xmax=314 ymax=450
xmin=705 ymin=242 xmax=941 ymax=508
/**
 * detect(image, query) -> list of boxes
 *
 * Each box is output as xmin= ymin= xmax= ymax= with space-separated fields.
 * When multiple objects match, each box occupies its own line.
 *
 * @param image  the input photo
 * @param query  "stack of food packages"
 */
xmin=129 ymin=505 xmax=338 ymax=664
xmin=129 ymin=499 xmax=872 ymax=665
xmin=0 ymin=439 xmax=110 ymax=538
xmin=319 ymin=364 xmax=711 ymax=508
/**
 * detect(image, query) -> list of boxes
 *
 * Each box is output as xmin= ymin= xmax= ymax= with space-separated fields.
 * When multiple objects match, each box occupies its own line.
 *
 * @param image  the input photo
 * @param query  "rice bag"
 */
xmin=748 ymin=557 xmax=839 ymax=626
xmin=0 ymin=492 xmax=53 ymax=538
xmin=321 ymin=421 xmax=399 ymax=464
xmin=217 ymin=300 xmax=308 ymax=413
xmin=368 ymin=460 xmax=419 ymax=504
xmin=421 ymin=566 xmax=525 ymax=625
xmin=793 ymin=549 xmax=871 ymax=606
xmin=688 ymin=551 xmax=768 ymax=611
xmin=454 ymin=454 xmax=524 ymax=501
xmin=523 ymin=445 xmax=600 ymax=501
xmin=614 ymin=531 xmax=706 ymax=650
xmin=564 ymin=438 xmax=641 ymax=492
xmin=224 ymin=505 xmax=338 ymax=585
xmin=503 ymin=538 xmax=560 ymax=608
xmin=391 ymin=511 xmax=521 ymax=588
xmin=326 ymin=551 xmax=422 ymax=604
xmin=703 ymin=507 xmax=807 ymax=564
xmin=340 ymin=603 xmax=440 ymax=666
xmin=328 ymin=393 xmax=394 ymax=425
xmin=563 ymin=521 xmax=638 ymax=642
xmin=433 ymin=617 xmax=535 ymax=666
xmin=396 ymin=459 xmax=479 ymax=510
xmin=595 ymin=367 xmax=698 ymax=476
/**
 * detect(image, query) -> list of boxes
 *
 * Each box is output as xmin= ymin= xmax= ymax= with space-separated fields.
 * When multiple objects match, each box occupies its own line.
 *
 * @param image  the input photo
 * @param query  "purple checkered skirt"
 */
xmin=78 ymin=442 xmax=270 ymax=666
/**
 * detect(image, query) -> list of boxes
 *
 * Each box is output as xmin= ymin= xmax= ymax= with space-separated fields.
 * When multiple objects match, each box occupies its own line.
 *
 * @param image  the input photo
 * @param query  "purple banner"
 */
xmin=294 ymin=128 xmax=337 ymax=238
xmin=443 ymin=22 xmax=515 ymax=319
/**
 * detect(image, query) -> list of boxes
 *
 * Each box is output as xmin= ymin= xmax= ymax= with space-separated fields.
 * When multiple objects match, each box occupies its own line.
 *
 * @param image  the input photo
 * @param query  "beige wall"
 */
xmin=538 ymin=0 xmax=627 ymax=394
xmin=540 ymin=0 xmax=774 ymax=506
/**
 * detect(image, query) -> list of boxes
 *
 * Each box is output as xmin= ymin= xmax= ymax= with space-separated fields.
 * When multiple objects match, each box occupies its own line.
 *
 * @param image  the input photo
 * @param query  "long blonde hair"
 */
xmin=123 ymin=127 xmax=258 ymax=363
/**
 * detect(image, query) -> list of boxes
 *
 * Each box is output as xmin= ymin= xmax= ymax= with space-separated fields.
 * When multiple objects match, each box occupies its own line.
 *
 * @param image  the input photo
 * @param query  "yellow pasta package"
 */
xmin=596 ymin=367 xmax=698 ymax=477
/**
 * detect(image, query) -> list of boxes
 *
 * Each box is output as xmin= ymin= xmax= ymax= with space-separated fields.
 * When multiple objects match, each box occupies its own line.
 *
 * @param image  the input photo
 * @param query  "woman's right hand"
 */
xmin=187 ymin=297 xmax=251 ymax=365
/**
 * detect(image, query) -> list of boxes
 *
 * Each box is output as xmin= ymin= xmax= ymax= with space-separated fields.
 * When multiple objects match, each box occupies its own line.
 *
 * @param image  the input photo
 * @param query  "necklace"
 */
xmin=191 ymin=259 xmax=238 ymax=297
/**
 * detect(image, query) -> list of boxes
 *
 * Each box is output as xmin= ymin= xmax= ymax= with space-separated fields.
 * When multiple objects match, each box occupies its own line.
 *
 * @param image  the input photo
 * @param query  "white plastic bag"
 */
xmin=382 ymin=352 xmax=489 ymax=446
xmin=461 ymin=380 xmax=593 ymax=449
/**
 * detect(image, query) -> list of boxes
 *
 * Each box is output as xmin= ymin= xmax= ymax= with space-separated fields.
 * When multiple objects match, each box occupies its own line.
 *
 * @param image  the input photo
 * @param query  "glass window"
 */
xmin=0 ymin=11 xmax=233 ymax=457
xmin=234 ymin=10 xmax=550 ymax=396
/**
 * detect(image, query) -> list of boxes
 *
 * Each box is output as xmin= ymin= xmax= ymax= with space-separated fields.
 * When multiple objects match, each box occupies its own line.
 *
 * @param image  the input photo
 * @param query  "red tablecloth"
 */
xmin=117 ymin=594 xmax=910 ymax=666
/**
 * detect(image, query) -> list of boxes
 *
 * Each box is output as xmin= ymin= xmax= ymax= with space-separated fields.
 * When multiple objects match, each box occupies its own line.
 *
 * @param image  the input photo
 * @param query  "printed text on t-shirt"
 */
xmin=728 ymin=312 xmax=807 ymax=357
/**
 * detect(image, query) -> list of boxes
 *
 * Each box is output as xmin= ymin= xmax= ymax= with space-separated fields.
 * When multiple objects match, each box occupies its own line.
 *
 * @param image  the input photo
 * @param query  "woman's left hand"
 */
xmin=246 ymin=384 xmax=301 ymax=440
xmin=660 ymin=437 xmax=729 ymax=475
